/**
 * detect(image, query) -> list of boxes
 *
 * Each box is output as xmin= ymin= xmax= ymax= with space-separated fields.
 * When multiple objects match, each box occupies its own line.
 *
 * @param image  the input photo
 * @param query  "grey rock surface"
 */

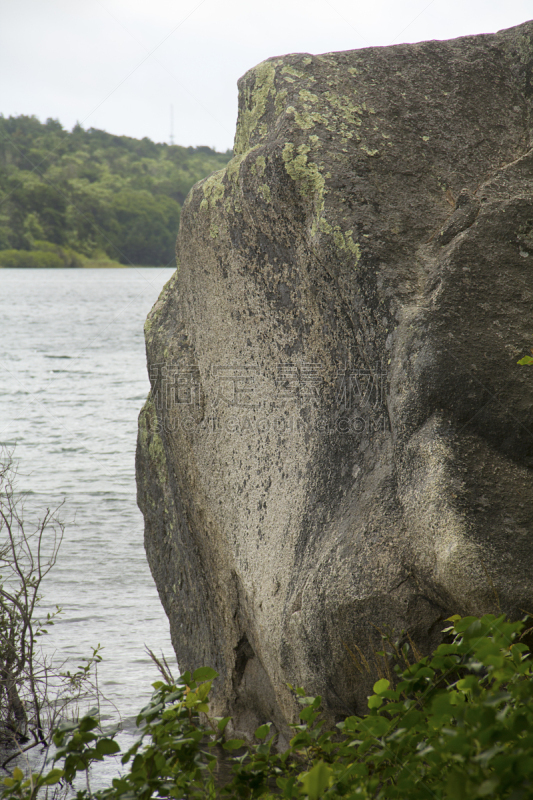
xmin=137 ymin=21 xmax=533 ymax=737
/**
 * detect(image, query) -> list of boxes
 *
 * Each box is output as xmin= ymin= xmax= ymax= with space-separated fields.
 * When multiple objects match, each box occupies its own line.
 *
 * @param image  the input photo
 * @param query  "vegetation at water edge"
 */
xmin=0 ymin=451 xmax=102 ymax=770
xmin=3 ymin=613 xmax=533 ymax=799
xmin=0 ymin=116 xmax=232 ymax=267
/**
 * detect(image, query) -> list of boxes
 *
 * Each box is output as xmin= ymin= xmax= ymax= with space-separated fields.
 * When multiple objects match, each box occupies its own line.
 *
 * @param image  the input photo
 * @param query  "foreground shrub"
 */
xmin=0 ymin=451 xmax=102 ymax=769
xmin=3 ymin=613 xmax=533 ymax=799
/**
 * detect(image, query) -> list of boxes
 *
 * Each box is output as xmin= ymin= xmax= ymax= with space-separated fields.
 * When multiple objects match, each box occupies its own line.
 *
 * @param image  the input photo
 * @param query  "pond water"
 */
xmin=0 ymin=266 xmax=177 ymax=782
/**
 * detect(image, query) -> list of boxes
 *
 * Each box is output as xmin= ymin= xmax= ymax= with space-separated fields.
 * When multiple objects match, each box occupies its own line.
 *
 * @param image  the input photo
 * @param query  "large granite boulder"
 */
xmin=137 ymin=21 xmax=533 ymax=738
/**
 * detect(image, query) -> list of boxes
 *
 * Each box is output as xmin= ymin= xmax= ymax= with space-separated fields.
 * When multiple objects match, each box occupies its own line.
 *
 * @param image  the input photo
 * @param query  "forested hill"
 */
xmin=0 ymin=115 xmax=232 ymax=267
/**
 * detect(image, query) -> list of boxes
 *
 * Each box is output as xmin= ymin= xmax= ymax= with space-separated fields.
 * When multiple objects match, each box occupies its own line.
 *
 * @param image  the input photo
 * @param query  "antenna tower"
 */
xmin=170 ymin=105 xmax=174 ymax=146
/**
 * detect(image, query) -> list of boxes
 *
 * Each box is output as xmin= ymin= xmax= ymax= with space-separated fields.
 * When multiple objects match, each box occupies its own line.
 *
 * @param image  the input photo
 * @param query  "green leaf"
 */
xmin=55 ymin=720 xmax=79 ymax=734
xmin=95 ymin=739 xmax=121 ymax=757
xmin=217 ymin=716 xmax=231 ymax=733
xmin=193 ymin=666 xmax=218 ymax=681
xmin=196 ymin=681 xmax=212 ymax=701
xmin=165 ymin=690 xmax=184 ymax=703
xmin=445 ymin=770 xmax=470 ymax=800
xmin=373 ymin=678 xmax=390 ymax=695
xmin=138 ymin=702 xmax=164 ymax=719
xmin=79 ymin=715 xmax=99 ymax=732
xmin=223 ymin=738 xmax=245 ymax=751
xmin=517 ymin=356 xmax=533 ymax=365
xmin=42 ymin=769 xmax=64 ymax=785
xmin=291 ymin=686 xmax=306 ymax=696
xmin=255 ymin=723 xmax=271 ymax=740
xmin=277 ymin=775 xmax=297 ymax=794
xmin=454 ymin=616 xmax=482 ymax=633
xmin=368 ymin=695 xmax=384 ymax=709
xmin=477 ymin=778 xmax=500 ymax=796
xmin=300 ymin=705 xmax=320 ymax=722
xmin=363 ymin=715 xmax=390 ymax=736
xmin=457 ymin=675 xmax=479 ymax=692
xmin=299 ymin=761 xmax=332 ymax=800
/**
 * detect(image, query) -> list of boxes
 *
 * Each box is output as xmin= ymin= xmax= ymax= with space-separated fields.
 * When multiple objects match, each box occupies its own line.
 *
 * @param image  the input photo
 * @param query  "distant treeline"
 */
xmin=0 ymin=115 xmax=232 ymax=266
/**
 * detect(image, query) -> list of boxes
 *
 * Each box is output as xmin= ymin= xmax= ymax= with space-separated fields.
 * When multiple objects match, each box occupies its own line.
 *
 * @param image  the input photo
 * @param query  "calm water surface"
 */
xmin=0 ymin=267 xmax=176 ymax=776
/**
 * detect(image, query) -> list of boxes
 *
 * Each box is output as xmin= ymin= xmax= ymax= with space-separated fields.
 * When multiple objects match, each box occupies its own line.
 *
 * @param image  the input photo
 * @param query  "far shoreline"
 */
xmin=0 ymin=263 xmax=170 ymax=269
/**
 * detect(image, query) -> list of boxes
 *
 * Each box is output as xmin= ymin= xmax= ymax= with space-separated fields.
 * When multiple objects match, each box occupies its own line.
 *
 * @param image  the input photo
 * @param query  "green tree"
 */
xmin=107 ymin=191 xmax=180 ymax=265
xmin=0 ymin=115 xmax=232 ymax=266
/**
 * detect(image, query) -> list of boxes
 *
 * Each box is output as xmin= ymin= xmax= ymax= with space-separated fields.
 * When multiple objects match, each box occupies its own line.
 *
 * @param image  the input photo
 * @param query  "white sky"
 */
xmin=1 ymin=0 xmax=532 ymax=152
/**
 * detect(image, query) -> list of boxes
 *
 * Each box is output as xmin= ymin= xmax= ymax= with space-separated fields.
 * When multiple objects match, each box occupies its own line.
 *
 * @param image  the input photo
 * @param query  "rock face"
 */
xmin=137 ymin=21 xmax=533 ymax=738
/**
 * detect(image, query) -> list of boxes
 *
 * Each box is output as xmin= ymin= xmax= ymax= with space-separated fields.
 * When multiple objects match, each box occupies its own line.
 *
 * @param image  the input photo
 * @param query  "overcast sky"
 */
xmin=1 ymin=0 xmax=532 ymax=152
